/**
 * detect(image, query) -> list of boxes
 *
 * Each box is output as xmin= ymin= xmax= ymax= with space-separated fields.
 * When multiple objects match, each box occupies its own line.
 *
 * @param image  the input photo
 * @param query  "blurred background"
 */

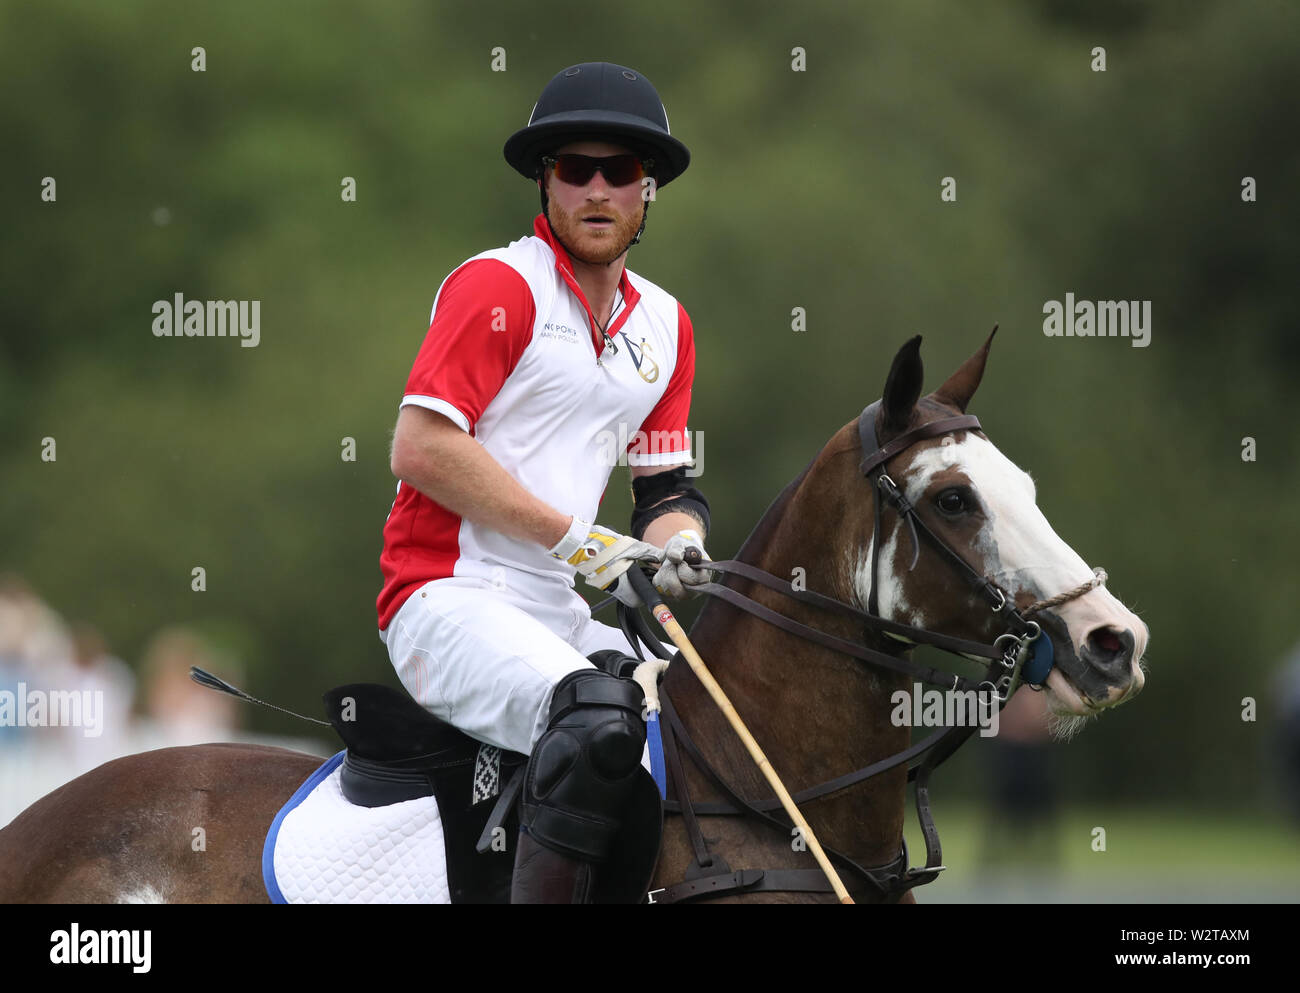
xmin=2 ymin=0 xmax=1297 ymax=901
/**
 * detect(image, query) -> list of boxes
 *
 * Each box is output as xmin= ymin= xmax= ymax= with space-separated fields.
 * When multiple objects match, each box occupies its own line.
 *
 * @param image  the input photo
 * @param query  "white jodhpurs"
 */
xmin=380 ymin=576 xmax=658 ymax=757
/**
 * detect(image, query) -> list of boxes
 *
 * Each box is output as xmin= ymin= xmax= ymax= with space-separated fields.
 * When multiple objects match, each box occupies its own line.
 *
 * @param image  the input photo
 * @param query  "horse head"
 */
xmin=852 ymin=331 xmax=1147 ymax=735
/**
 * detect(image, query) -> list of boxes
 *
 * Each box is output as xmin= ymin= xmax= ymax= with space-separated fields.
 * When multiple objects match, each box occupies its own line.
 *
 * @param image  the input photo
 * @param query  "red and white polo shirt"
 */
xmin=377 ymin=214 xmax=696 ymax=631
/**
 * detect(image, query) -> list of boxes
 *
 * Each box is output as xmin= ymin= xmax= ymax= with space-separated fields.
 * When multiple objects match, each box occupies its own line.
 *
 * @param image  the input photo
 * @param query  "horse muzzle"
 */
xmin=1035 ymin=597 xmax=1148 ymax=715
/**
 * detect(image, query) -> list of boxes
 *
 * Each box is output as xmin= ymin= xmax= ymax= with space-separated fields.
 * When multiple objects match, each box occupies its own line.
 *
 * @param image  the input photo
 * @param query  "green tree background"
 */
xmin=3 ymin=0 xmax=1297 ymax=821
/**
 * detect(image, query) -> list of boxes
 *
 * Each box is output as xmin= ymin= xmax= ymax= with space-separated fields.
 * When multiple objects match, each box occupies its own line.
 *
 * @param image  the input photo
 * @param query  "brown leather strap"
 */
xmin=648 ymin=868 xmax=879 ymax=904
xmin=859 ymin=410 xmax=983 ymax=477
xmin=692 ymin=580 xmax=989 ymax=692
xmin=664 ymin=721 xmax=958 ymax=815
xmin=706 ymin=559 xmax=1002 ymax=660
xmin=657 ymin=696 xmax=715 ymax=870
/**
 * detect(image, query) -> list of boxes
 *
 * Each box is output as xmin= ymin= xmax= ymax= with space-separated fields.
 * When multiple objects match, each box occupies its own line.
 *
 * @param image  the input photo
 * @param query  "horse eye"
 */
xmin=936 ymin=488 xmax=969 ymax=515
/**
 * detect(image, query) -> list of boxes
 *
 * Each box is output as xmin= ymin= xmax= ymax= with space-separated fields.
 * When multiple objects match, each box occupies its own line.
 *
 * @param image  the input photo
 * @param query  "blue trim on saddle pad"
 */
xmin=263 ymin=750 xmax=346 ymax=904
xmin=646 ymin=713 xmax=667 ymax=799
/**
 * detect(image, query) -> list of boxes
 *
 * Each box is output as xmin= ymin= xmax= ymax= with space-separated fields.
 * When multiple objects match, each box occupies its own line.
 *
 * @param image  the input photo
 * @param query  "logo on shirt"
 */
xmin=540 ymin=322 xmax=581 ymax=343
xmin=617 ymin=333 xmax=659 ymax=383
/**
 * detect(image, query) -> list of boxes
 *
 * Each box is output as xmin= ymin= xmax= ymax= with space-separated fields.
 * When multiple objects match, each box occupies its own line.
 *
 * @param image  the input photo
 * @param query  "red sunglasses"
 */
xmin=542 ymin=153 xmax=653 ymax=188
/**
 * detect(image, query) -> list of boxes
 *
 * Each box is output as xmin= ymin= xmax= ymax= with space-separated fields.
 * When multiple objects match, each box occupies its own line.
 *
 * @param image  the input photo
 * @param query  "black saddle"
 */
xmin=322 ymin=669 xmax=663 ymax=904
xmin=323 ymin=683 xmax=526 ymax=904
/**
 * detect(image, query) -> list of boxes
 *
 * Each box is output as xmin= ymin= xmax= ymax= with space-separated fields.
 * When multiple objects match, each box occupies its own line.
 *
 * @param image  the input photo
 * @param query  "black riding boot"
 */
xmin=510 ymin=829 xmax=597 ymax=904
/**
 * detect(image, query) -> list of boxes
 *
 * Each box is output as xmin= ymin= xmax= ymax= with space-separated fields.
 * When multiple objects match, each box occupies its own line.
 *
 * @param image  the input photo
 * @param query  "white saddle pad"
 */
xmin=263 ymin=751 xmax=452 ymax=904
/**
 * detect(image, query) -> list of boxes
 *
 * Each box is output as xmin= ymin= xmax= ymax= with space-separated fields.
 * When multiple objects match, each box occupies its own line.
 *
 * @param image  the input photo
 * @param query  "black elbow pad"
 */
xmin=630 ymin=466 xmax=710 ymax=540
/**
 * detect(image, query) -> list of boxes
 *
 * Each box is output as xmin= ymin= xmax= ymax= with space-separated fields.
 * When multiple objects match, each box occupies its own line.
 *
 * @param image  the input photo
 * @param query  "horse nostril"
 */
xmin=1084 ymin=626 xmax=1133 ymax=668
xmin=1093 ymin=629 xmax=1122 ymax=655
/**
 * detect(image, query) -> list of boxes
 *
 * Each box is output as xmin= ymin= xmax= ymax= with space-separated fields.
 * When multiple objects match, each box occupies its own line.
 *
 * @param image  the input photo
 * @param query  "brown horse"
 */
xmin=0 ymin=334 xmax=1146 ymax=903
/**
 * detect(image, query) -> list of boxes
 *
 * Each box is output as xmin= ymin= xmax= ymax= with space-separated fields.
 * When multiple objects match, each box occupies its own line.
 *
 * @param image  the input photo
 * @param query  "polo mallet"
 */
xmin=622 ymin=554 xmax=856 ymax=904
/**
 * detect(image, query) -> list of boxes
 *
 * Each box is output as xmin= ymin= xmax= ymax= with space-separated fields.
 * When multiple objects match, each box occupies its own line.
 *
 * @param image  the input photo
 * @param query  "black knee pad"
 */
xmin=519 ymin=669 xmax=647 ymax=861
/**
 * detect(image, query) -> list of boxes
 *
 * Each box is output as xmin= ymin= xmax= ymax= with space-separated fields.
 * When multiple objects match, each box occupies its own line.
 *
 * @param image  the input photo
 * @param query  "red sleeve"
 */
xmin=628 ymin=300 xmax=695 ymax=466
xmin=402 ymin=259 xmax=535 ymax=433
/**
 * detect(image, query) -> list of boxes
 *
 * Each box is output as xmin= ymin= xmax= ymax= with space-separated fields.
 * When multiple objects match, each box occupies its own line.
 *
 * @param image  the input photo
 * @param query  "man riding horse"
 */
xmin=377 ymin=62 xmax=706 ymax=903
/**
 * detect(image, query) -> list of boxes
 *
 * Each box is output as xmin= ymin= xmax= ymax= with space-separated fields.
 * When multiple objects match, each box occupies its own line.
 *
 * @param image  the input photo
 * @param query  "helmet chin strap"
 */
xmin=627 ymin=199 xmax=649 ymax=247
xmin=539 ymin=182 xmax=649 ymax=265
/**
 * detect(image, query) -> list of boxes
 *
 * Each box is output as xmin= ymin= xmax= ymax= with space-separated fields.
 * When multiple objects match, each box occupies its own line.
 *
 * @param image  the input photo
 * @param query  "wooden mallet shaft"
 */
xmin=624 ymin=562 xmax=855 ymax=904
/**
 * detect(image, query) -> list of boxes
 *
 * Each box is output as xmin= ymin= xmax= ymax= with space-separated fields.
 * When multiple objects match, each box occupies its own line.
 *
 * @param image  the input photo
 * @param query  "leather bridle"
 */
xmin=619 ymin=400 xmax=1101 ymax=903
xmin=859 ymin=399 xmax=1054 ymax=689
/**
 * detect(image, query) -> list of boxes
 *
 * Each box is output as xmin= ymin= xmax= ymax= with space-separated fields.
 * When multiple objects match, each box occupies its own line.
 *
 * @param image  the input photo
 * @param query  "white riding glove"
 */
xmin=653 ymin=529 xmax=714 ymax=599
xmin=550 ymin=516 xmax=662 ymax=607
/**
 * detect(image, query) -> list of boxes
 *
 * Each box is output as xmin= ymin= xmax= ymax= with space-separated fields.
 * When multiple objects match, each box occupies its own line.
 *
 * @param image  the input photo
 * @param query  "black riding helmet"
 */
xmin=504 ymin=62 xmax=689 ymax=256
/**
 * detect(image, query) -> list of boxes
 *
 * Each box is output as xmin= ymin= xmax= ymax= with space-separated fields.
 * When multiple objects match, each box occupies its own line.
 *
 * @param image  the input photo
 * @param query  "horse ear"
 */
xmin=933 ymin=326 xmax=997 ymax=413
xmin=882 ymin=335 xmax=924 ymax=434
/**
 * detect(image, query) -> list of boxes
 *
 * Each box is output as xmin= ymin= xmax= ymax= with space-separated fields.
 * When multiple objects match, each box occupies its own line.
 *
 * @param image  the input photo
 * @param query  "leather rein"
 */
xmin=620 ymin=400 xmax=1092 ymax=904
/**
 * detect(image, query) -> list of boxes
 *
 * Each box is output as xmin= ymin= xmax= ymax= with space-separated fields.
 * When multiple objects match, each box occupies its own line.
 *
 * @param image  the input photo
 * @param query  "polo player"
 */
xmin=377 ymin=62 xmax=711 ymax=903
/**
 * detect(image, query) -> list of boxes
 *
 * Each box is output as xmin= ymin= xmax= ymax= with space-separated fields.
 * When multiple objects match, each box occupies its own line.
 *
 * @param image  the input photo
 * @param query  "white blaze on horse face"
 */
xmin=903 ymin=434 xmax=1148 ymax=708
xmin=905 ymin=434 xmax=1093 ymax=603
